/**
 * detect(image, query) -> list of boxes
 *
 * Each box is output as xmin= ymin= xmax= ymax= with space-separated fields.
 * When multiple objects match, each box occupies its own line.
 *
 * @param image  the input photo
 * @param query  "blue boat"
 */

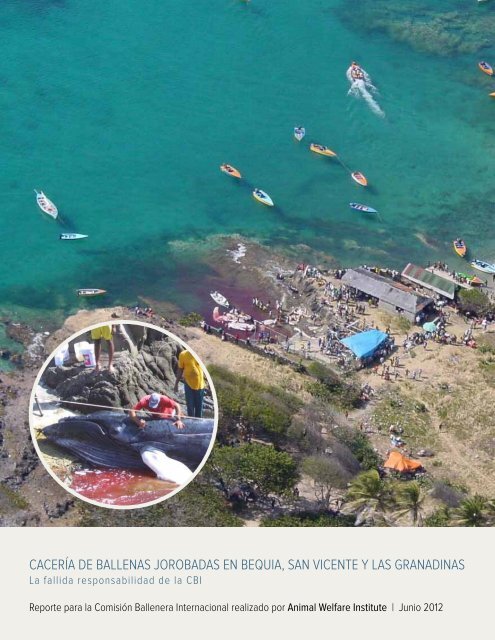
xmin=349 ymin=202 xmax=377 ymax=213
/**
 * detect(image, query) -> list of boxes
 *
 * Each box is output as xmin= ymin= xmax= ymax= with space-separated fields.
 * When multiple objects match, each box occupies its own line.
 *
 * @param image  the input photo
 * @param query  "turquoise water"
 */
xmin=1 ymin=0 xmax=495 ymax=331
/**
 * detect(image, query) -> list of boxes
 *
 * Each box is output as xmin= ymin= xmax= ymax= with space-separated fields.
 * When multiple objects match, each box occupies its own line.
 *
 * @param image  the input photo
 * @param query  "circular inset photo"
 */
xmin=29 ymin=321 xmax=217 ymax=509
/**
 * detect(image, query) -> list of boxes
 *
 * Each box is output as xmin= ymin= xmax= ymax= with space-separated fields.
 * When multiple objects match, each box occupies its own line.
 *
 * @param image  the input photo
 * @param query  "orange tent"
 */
xmin=383 ymin=451 xmax=423 ymax=473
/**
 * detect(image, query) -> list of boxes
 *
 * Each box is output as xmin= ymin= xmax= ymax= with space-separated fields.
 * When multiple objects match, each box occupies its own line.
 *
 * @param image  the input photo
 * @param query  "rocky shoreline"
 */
xmin=1 ymin=236 xmax=494 ymax=526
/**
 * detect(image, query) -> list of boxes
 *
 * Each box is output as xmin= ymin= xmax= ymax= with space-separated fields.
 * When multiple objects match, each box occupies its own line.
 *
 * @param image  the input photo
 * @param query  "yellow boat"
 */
xmin=479 ymin=61 xmax=494 ymax=76
xmin=220 ymin=164 xmax=242 ymax=179
xmin=310 ymin=143 xmax=337 ymax=157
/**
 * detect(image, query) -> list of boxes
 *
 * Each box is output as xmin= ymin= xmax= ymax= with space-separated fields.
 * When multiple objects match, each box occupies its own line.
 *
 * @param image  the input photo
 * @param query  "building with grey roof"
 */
xmin=342 ymin=268 xmax=433 ymax=321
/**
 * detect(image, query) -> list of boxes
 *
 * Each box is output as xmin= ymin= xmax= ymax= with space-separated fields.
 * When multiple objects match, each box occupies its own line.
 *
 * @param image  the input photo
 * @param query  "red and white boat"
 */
xmin=34 ymin=190 xmax=58 ymax=219
xmin=351 ymin=172 xmax=368 ymax=186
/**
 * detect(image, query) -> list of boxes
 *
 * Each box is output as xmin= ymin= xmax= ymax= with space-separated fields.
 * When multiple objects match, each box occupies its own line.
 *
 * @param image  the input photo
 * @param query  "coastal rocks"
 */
xmin=5 ymin=321 xmax=34 ymax=346
xmin=42 ymin=341 xmax=182 ymax=412
xmin=336 ymin=2 xmax=495 ymax=56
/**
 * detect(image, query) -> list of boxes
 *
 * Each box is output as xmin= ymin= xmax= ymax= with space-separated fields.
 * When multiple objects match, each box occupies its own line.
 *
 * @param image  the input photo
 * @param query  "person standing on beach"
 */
xmin=174 ymin=350 xmax=206 ymax=418
xmin=91 ymin=325 xmax=115 ymax=373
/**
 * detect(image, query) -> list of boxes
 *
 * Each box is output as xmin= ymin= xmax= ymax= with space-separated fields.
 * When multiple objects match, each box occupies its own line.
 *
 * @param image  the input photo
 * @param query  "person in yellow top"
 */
xmin=90 ymin=324 xmax=115 ymax=373
xmin=174 ymin=350 xmax=206 ymax=417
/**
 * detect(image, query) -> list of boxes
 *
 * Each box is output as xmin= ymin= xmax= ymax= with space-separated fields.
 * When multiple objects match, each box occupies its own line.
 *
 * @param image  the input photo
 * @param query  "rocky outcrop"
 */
xmin=41 ymin=333 xmax=214 ymax=414
xmin=42 ymin=337 xmax=182 ymax=412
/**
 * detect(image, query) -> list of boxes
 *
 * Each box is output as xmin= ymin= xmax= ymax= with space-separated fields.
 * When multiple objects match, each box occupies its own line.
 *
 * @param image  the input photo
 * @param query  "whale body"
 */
xmin=42 ymin=411 xmax=215 ymax=473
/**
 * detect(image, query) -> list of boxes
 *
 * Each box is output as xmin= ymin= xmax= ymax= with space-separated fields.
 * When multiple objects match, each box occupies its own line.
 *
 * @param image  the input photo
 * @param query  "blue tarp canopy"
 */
xmin=340 ymin=329 xmax=389 ymax=359
xmin=423 ymin=321 xmax=438 ymax=333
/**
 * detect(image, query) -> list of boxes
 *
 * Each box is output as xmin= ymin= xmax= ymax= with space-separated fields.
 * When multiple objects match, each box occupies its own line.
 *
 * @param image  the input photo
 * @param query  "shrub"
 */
xmin=208 ymin=365 xmax=302 ymax=442
xmin=306 ymin=362 xmax=361 ymax=409
xmin=457 ymin=289 xmax=492 ymax=317
xmin=333 ymin=426 xmax=381 ymax=470
xmin=178 ymin=312 xmax=203 ymax=327
xmin=207 ymin=444 xmax=299 ymax=499
xmin=260 ymin=513 xmax=355 ymax=527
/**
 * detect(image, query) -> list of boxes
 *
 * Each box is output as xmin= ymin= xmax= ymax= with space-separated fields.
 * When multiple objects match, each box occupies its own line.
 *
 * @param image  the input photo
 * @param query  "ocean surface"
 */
xmin=1 ymin=0 xmax=495 ymax=348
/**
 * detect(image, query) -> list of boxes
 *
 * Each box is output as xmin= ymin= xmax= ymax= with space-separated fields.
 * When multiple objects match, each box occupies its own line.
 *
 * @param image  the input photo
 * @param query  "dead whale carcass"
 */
xmin=41 ymin=411 xmax=215 ymax=477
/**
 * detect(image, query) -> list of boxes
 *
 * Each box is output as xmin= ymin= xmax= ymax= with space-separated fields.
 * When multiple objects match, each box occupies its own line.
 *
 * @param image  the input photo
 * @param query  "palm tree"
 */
xmin=393 ymin=481 xmax=427 ymax=526
xmin=452 ymin=495 xmax=492 ymax=527
xmin=344 ymin=470 xmax=393 ymax=526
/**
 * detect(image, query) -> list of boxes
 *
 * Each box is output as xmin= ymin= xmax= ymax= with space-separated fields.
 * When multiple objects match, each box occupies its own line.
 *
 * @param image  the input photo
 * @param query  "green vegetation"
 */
xmin=451 ymin=495 xmax=494 ymax=527
xmin=301 ymin=455 xmax=351 ymax=509
xmin=371 ymin=390 xmax=437 ymax=449
xmin=333 ymin=426 xmax=381 ymax=470
xmin=457 ymin=289 xmax=492 ymax=317
xmin=424 ymin=507 xmax=451 ymax=528
xmin=261 ymin=513 xmax=355 ymax=527
xmin=178 ymin=312 xmax=203 ymax=327
xmin=306 ymin=362 xmax=361 ymax=409
xmin=207 ymin=444 xmax=299 ymax=500
xmin=209 ymin=365 xmax=302 ymax=442
xmin=345 ymin=470 xmax=394 ymax=526
xmin=393 ymin=481 xmax=427 ymax=526
xmin=477 ymin=333 xmax=495 ymax=355
xmin=0 ymin=484 xmax=29 ymax=512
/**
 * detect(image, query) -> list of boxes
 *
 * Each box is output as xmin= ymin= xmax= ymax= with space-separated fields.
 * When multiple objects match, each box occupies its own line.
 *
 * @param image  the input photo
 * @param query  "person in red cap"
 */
xmin=130 ymin=392 xmax=184 ymax=429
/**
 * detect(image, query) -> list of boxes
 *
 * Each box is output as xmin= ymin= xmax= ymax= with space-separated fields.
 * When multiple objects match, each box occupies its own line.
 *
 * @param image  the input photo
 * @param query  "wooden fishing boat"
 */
xmin=210 ymin=291 xmax=229 ymax=307
xmin=453 ymin=238 xmax=467 ymax=258
xmin=220 ymin=164 xmax=242 ymax=179
xmin=77 ymin=289 xmax=107 ymax=297
xmin=60 ymin=233 xmax=88 ymax=240
xmin=349 ymin=202 xmax=377 ymax=213
xmin=479 ymin=61 xmax=493 ymax=76
xmin=351 ymin=172 xmax=368 ymax=186
xmin=310 ymin=143 xmax=337 ymax=157
xmin=34 ymin=190 xmax=58 ymax=219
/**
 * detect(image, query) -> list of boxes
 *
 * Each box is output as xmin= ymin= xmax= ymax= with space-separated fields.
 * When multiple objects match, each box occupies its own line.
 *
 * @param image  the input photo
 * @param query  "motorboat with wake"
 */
xmin=349 ymin=61 xmax=365 ymax=81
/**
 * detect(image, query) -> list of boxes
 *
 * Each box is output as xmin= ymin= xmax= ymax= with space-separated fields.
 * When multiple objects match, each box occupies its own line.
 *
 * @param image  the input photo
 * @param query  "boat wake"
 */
xmin=347 ymin=67 xmax=385 ymax=118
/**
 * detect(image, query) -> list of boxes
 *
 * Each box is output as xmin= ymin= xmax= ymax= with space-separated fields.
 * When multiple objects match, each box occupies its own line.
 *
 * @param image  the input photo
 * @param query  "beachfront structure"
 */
xmin=342 ymin=268 xmax=433 ymax=321
xmin=401 ymin=263 xmax=456 ymax=300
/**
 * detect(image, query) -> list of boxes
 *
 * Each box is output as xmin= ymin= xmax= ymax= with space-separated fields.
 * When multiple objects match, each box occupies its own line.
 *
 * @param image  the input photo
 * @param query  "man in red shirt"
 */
xmin=130 ymin=392 xmax=184 ymax=429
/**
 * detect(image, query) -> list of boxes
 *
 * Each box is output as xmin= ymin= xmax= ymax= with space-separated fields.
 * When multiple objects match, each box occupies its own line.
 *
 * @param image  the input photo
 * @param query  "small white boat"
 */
xmin=228 ymin=322 xmax=255 ymax=332
xmin=349 ymin=202 xmax=377 ymax=213
xmin=470 ymin=259 xmax=495 ymax=274
xmin=294 ymin=126 xmax=305 ymax=141
xmin=77 ymin=289 xmax=107 ymax=297
xmin=60 ymin=233 xmax=88 ymax=240
xmin=210 ymin=291 xmax=229 ymax=307
xmin=34 ymin=189 xmax=58 ymax=219
xmin=253 ymin=188 xmax=274 ymax=207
